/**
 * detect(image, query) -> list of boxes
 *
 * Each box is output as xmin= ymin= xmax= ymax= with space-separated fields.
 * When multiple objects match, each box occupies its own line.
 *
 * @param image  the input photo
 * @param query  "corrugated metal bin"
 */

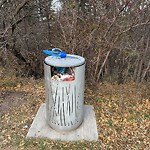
xmin=44 ymin=54 xmax=85 ymax=132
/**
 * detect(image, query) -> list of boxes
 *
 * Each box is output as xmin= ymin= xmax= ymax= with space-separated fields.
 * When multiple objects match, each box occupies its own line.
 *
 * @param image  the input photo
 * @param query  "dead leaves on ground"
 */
xmin=0 ymin=77 xmax=150 ymax=149
xmin=85 ymin=82 xmax=150 ymax=149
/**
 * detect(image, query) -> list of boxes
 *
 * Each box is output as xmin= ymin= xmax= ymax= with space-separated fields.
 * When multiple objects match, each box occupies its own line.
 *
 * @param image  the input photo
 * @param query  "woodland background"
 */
xmin=0 ymin=0 xmax=150 ymax=84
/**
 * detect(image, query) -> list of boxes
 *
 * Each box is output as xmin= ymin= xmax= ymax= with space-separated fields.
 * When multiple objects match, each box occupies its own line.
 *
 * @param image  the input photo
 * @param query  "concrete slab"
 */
xmin=26 ymin=103 xmax=98 ymax=141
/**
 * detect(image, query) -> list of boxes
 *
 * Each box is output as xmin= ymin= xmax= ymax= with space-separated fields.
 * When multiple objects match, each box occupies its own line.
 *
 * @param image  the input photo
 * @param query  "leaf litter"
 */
xmin=0 ymin=75 xmax=150 ymax=149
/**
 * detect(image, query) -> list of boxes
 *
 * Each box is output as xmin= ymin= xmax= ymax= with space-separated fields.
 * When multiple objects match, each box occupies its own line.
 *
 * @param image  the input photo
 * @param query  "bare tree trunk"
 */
xmin=96 ymin=50 xmax=111 ymax=82
xmin=136 ymin=58 xmax=143 ymax=83
xmin=133 ymin=55 xmax=140 ymax=81
xmin=141 ymin=60 xmax=150 ymax=82
xmin=136 ymin=37 xmax=149 ymax=83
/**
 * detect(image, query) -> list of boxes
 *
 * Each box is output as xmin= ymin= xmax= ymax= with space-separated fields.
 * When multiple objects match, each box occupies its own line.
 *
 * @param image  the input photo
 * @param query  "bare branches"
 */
xmin=121 ymin=20 xmax=150 ymax=34
xmin=1 ymin=0 xmax=150 ymax=81
xmin=0 ymin=0 xmax=30 ymax=40
xmin=103 ymin=0 xmax=131 ymax=38
xmin=13 ymin=0 xmax=29 ymax=18
xmin=0 ymin=0 xmax=6 ymax=8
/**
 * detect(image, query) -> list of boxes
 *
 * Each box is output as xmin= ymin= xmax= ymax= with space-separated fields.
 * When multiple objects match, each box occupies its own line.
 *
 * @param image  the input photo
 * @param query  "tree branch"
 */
xmin=103 ymin=1 xmax=130 ymax=38
xmin=0 ymin=0 xmax=6 ymax=8
xmin=13 ymin=0 xmax=29 ymax=18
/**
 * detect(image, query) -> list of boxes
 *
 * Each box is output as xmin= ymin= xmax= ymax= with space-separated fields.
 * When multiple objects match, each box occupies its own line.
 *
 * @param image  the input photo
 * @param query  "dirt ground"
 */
xmin=0 ymin=91 xmax=27 ymax=116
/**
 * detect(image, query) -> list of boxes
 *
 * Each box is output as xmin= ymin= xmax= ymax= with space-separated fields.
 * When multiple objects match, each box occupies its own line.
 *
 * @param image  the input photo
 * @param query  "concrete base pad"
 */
xmin=26 ymin=103 xmax=98 ymax=141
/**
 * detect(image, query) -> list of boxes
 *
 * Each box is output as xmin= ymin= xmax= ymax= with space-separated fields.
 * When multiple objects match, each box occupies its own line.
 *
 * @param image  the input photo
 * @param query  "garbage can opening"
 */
xmin=51 ymin=66 xmax=75 ymax=81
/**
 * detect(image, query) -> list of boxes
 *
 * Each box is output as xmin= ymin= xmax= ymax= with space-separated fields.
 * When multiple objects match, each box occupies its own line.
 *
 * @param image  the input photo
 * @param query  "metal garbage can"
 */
xmin=44 ymin=54 xmax=85 ymax=132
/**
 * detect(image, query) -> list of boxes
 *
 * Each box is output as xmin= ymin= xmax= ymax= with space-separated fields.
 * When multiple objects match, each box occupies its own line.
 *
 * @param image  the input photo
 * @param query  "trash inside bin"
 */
xmin=51 ymin=67 xmax=75 ymax=81
xmin=44 ymin=49 xmax=85 ymax=132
